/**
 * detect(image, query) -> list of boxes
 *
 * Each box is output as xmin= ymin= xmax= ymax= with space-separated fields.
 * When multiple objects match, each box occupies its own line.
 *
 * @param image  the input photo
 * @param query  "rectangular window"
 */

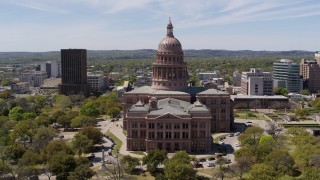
xmin=174 ymin=132 xmax=180 ymax=139
xmin=157 ymin=123 xmax=163 ymax=129
xmin=174 ymin=123 xmax=180 ymax=129
xmin=157 ymin=132 xmax=163 ymax=139
xmin=199 ymin=123 xmax=206 ymax=128
xmin=191 ymin=130 xmax=197 ymax=138
xmin=199 ymin=131 xmax=206 ymax=138
xmin=182 ymin=123 xmax=189 ymax=129
xmin=182 ymin=132 xmax=189 ymax=139
xmin=165 ymin=132 xmax=172 ymax=139
xmin=132 ymin=122 xmax=138 ymax=128
xmin=140 ymin=130 xmax=146 ymax=138
xmin=149 ymin=123 xmax=155 ymax=129
xmin=148 ymin=132 xmax=155 ymax=138
xmin=165 ymin=123 xmax=172 ymax=129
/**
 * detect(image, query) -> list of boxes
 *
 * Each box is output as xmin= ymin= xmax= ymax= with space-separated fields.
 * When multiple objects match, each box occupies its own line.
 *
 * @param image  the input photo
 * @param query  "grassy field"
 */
xmin=234 ymin=111 xmax=268 ymax=120
xmin=106 ymin=131 xmax=122 ymax=155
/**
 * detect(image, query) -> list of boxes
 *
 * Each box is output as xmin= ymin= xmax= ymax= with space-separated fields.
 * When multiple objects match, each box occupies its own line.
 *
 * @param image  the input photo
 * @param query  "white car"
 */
xmin=234 ymin=132 xmax=240 ymax=136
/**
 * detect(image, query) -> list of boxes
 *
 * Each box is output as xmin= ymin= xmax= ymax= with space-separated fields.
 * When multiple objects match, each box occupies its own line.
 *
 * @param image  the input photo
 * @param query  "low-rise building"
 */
xmin=108 ymin=72 xmax=120 ymax=82
xmin=241 ymin=68 xmax=273 ymax=95
xmin=135 ymin=75 xmax=152 ymax=87
xmin=198 ymin=71 xmax=219 ymax=82
xmin=11 ymin=82 xmax=30 ymax=94
xmin=87 ymin=73 xmax=106 ymax=92
xmin=20 ymin=71 xmax=47 ymax=87
xmin=231 ymin=95 xmax=289 ymax=109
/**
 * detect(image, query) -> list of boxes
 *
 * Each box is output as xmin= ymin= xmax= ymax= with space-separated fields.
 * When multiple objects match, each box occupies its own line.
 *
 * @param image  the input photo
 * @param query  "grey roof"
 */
xmin=155 ymin=90 xmax=189 ymax=95
xmin=149 ymin=98 xmax=209 ymax=115
xmin=149 ymin=98 xmax=190 ymax=115
xmin=188 ymin=100 xmax=210 ymax=113
xmin=128 ymin=100 xmax=149 ymax=113
xmin=149 ymin=106 xmax=189 ymax=116
xmin=125 ymin=86 xmax=189 ymax=96
xmin=231 ymin=95 xmax=288 ymax=100
xmin=197 ymin=88 xmax=229 ymax=95
xmin=125 ymin=86 xmax=154 ymax=94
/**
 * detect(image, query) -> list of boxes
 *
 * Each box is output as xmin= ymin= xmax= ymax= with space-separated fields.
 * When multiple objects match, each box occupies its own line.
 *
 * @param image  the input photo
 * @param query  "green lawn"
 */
xmin=105 ymin=131 xmax=122 ymax=155
xmin=235 ymin=112 xmax=268 ymax=120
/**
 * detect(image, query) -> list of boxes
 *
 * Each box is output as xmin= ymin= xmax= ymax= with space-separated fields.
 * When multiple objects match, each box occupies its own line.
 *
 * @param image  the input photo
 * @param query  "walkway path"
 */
xmin=101 ymin=119 xmax=145 ymax=158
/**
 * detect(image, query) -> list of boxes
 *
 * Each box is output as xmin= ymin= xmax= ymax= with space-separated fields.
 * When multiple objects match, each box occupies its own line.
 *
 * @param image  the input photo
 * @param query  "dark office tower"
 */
xmin=58 ymin=49 xmax=90 ymax=97
xmin=45 ymin=62 xmax=51 ymax=78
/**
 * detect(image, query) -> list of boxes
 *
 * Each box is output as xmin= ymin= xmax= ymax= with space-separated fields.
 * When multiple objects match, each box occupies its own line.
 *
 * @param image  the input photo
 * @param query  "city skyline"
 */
xmin=2 ymin=0 xmax=320 ymax=52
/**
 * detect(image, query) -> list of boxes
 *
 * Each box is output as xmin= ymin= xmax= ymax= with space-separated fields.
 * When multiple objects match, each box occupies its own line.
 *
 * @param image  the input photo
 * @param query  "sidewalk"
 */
xmin=107 ymin=120 xmax=145 ymax=158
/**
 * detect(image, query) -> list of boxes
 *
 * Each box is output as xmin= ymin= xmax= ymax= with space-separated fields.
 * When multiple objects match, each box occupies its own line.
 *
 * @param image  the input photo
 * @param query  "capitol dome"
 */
xmin=152 ymin=19 xmax=189 ymax=91
xmin=158 ymin=21 xmax=183 ymax=53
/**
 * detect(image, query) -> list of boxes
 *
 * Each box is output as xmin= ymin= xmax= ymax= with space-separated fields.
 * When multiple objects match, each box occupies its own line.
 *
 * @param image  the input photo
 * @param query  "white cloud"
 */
xmin=12 ymin=0 xmax=67 ymax=13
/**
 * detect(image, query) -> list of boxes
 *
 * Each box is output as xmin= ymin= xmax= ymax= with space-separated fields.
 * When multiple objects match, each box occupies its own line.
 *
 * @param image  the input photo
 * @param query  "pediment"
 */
xmin=156 ymin=113 xmax=182 ymax=120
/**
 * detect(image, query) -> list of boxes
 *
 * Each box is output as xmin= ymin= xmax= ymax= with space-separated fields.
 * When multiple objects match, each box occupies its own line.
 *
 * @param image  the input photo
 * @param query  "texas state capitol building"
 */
xmin=122 ymin=20 xmax=234 ymax=153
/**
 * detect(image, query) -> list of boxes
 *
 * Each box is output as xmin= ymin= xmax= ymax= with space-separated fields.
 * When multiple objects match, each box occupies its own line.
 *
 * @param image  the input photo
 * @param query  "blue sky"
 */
xmin=1 ymin=0 xmax=320 ymax=51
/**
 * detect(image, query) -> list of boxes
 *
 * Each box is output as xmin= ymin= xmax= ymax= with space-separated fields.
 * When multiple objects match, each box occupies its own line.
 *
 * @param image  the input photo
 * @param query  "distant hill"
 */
xmin=0 ymin=49 xmax=314 ymax=64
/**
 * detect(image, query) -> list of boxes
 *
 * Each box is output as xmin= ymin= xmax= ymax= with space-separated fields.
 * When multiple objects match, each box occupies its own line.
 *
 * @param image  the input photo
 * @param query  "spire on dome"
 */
xmin=167 ymin=17 xmax=174 ymax=37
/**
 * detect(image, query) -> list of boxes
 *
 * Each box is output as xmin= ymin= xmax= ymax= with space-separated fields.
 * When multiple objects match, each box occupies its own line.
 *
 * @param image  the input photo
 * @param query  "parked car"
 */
xmin=199 ymin=158 xmax=206 ymax=162
xmin=228 ymin=133 xmax=234 ymax=137
xmin=193 ymin=163 xmax=203 ymax=168
xmin=207 ymin=162 xmax=215 ymax=167
xmin=235 ymin=132 xmax=240 ymax=136
xmin=87 ymin=153 xmax=95 ymax=160
xmin=216 ymin=153 xmax=223 ymax=158
xmin=207 ymin=157 xmax=216 ymax=161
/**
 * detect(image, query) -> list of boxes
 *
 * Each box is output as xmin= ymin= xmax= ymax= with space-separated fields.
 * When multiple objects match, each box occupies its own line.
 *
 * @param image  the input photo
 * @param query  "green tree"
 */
xmin=54 ymin=95 xmax=72 ymax=110
xmin=248 ymin=163 xmax=276 ymax=180
xmin=0 ymin=80 xmax=9 ymax=86
xmin=214 ymin=157 xmax=229 ymax=180
xmin=164 ymin=151 xmax=196 ymax=180
xmin=274 ymin=87 xmax=288 ymax=96
xmin=3 ymin=142 xmax=26 ymax=162
xmin=143 ymin=149 xmax=167 ymax=175
xmin=49 ymin=152 xmax=77 ymax=180
xmin=41 ymin=141 xmax=74 ymax=161
xmin=294 ymin=108 xmax=309 ymax=118
xmin=80 ymin=100 xmax=100 ymax=117
xmin=301 ymin=167 xmax=320 ymax=179
xmin=17 ymin=150 xmax=41 ymax=179
xmin=11 ymin=119 xmax=37 ymax=148
xmin=57 ymin=111 xmax=79 ymax=129
xmin=8 ymin=106 xmax=24 ymax=121
xmin=33 ymin=126 xmax=56 ymax=150
xmin=300 ymin=89 xmax=311 ymax=95
xmin=231 ymin=156 xmax=252 ymax=180
xmin=245 ymin=126 xmax=264 ymax=140
xmin=72 ymin=134 xmax=93 ymax=157
xmin=259 ymin=135 xmax=276 ymax=147
xmin=107 ymin=107 xmax=121 ymax=118
xmin=67 ymin=164 xmax=95 ymax=180
xmin=265 ymin=150 xmax=295 ymax=176
xmin=71 ymin=115 xmax=97 ymax=128
xmin=121 ymin=155 xmax=140 ymax=174
xmin=0 ymin=89 xmax=12 ymax=99
xmin=78 ymin=126 xmax=103 ymax=144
